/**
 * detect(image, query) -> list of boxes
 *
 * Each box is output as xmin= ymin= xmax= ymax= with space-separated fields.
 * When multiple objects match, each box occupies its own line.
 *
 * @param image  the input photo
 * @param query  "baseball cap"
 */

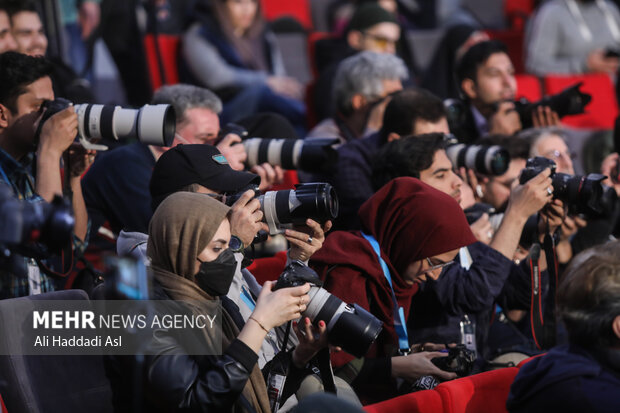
xmin=150 ymin=144 xmax=260 ymax=211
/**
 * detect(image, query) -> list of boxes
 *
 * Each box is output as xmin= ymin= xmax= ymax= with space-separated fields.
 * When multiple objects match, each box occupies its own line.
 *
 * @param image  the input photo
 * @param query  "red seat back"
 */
xmin=486 ymin=29 xmax=525 ymax=73
xmin=516 ymin=74 xmax=542 ymax=102
xmin=261 ymin=0 xmax=313 ymax=30
xmin=271 ymin=170 xmax=300 ymax=191
xmin=544 ymin=74 xmax=618 ymax=129
xmin=364 ymin=390 xmax=443 ymax=413
xmin=1 ymin=393 xmax=7 ymax=413
xmin=435 ymin=367 xmax=519 ymax=413
xmin=143 ymin=34 xmax=181 ymax=92
xmin=246 ymin=251 xmax=288 ymax=285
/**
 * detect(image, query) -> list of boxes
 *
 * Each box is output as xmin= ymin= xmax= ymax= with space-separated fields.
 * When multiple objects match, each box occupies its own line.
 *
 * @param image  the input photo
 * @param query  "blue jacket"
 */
xmin=507 ymin=344 xmax=620 ymax=413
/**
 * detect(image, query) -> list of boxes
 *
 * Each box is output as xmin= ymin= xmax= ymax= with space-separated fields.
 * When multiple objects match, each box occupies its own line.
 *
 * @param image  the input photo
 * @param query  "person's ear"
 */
xmin=612 ymin=315 xmax=620 ymax=340
xmin=387 ymin=132 xmax=400 ymax=142
xmin=0 ymin=104 xmax=10 ymax=129
xmin=347 ymin=30 xmax=363 ymax=50
xmin=351 ymin=94 xmax=367 ymax=111
xmin=461 ymin=78 xmax=477 ymax=100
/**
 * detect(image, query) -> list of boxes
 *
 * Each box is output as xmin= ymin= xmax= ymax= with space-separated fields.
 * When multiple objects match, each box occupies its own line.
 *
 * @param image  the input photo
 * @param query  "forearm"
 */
xmin=237 ymin=317 xmax=269 ymax=355
xmin=489 ymin=208 xmax=527 ymax=259
xmin=35 ymin=153 xmax=63 ymax=202
xmin=70 ymin=176 xmax=88 ymax=242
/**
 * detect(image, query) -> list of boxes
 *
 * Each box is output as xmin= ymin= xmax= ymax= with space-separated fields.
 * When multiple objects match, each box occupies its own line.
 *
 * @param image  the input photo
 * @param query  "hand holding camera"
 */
xmin=229 ymin=189 xmax=266 ymax=247
xmin=38 ymin=105 xmax=78 ymax=159
xmin=506 ymin=167 xmax=554 ymax=222
xmin=285 ymin=218 xmax=332 ymax=262
xmin=391 ymin=352 xmax=458 ymax=382
xmin=216 ymin=133 xmax=247 ymax=171
xmin=251 ymin=280 xmax=311 ymax=331
xmin=291 ymin=316 xmax=330 ymax=368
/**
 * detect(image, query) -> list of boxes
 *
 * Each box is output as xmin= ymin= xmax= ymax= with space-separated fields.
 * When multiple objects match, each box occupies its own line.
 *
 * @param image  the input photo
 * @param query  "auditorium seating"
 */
xmin=543 ymin=74 xmax=619 ymax=129
xmin=364 ymin=367 xmax=519 ymax=413
xmin=246 ymin=250 xmax=288 ymax=285
xmin=515 ymin=74 xmax=542 ymax=102
xmin=143 ymin=33 xmax=181 ymax=91
xmin=0 ymin=290 xmax=113 ymax=413
xmin=261 ymin=0 xmax=313 ymax=30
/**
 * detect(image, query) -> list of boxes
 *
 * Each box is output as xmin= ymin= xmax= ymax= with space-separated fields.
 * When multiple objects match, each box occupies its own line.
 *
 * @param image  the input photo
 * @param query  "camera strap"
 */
xmin=361 ymin=233 xmax=410 ymax=354
xmin=541 ymin=232 xmax=559 ymax=348
xmin=528 ymin=243 xmax=545 ymax=350
xmin=529 ymin=233 xmax=559 ymax=350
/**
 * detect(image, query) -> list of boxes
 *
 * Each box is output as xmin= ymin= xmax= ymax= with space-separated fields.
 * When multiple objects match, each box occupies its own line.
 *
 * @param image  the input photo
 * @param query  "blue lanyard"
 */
xmin=361 ymin=232 xmax=410 ymax=353
xmin=240 ymin=285 xmax=256 ymax=311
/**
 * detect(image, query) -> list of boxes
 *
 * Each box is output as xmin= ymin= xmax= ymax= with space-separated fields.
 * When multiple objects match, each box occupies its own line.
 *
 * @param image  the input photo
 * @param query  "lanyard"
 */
xmin=240 ymin=285 xmax=256 ymax=311
xmin=567 ymin=0 xmax=620 ymax=43
xmin=361 ymin=232 xmax=410 ymax=354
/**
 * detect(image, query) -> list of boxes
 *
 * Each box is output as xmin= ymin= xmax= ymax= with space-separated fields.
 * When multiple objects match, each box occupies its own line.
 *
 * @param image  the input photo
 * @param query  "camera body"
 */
xmin=515 ymin=82 xmax=591 ymax=129
xmin=519 ymin=157 xmax=616 ymax=218
xmin=273 ymin=262 xmax=383 ymax=358
xmin=225 ymin=183 xmax=339 ymax=235
xmin=431 ymin=344 xmax=476 ymax=377
xmin=37 ymin=98 xmax=176 ymax=151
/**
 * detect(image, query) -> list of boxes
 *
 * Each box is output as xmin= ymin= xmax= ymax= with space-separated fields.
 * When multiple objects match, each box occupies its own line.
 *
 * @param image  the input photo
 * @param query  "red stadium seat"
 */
xmin=261 ymin=0 xmax=313 ymax=30
xmin=364 ymin=390 xmax=443 ymax=413
xmin=486 ymin=29 xmax=525 ymax=73
xmin=515 ymin=74 xmax=542 ymax=102
xmin=246 ymin=251 xmax=288 ymax=285
xmin=143 ymin=34 xmax=181 ymax=92
xmin=1 ymin=393 xmax=7 ymax=413
xmin=505 ymin=0 xmax=535 ymax=30
xmin=271 ymin=170 xmax=300 ymax=191
xmin=544 ymin=74 xmax=618 ymax=129
xmin=363 ymin=367 xmax=519 ymax=413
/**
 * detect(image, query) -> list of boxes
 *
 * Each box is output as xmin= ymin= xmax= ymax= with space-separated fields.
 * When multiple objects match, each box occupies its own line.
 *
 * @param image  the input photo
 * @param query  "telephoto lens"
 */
xmin=273 ymin=262 xmax=383 ymax=358
xmin=226 ymin=183 xmax=339 ymax=235
xmin=445 ymin=143 xmax=510 ymax=175
xmin=243 ymin=138 xmax=338 ymax=174
xmin=35 ymin=98 xmax=176 ymax=151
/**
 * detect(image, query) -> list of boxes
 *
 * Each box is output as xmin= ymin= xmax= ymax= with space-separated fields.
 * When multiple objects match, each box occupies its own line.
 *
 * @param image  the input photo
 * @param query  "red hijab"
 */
xmin=310 ymin=178 xmax=475 ymax=365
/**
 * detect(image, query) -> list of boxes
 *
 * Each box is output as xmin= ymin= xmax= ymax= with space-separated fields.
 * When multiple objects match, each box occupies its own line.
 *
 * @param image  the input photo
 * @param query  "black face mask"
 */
xmin=194 ymin=248 xmax=238 ymax=296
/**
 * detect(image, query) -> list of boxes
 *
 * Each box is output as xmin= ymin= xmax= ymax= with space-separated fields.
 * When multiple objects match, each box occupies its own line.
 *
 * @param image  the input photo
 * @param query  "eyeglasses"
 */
xmin=419 ymin=257 xmax=454 ymax=276
xmin=362 ymin=31 xmax=398 ymax=50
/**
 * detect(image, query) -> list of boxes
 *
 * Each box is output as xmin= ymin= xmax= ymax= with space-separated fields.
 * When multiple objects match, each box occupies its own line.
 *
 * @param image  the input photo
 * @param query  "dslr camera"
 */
xmin=514 ymin=82 xmax=592 ymax=129
xmin=443 ymin=134 xmax=510 ymax=176
xmin=0 ymin=182 xmax=74 ymax=275
xmin=519 ymin=157 xmax=617 ymax=218
xmin=220 ymin=123 xmax=339 ymax=175
xmin=431 ymin=344 xmax=476 ymax=377
xmin=36 ymin=98 xmax=176 ymax=151
xmin=273 ymin=261 xmax=383 ymax=358
xmin=225 ymin=183 xmax=339 ymax=235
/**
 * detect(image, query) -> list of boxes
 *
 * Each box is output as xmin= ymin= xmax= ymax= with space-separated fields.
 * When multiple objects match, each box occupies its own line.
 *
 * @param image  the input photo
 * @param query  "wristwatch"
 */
xmin=229 ymin=235 xmax=245 ymax=253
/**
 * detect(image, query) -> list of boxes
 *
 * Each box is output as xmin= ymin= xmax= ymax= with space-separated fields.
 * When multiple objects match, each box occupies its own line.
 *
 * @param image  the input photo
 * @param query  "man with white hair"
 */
xmin=306 ymin=51 xmax=407 ymax=146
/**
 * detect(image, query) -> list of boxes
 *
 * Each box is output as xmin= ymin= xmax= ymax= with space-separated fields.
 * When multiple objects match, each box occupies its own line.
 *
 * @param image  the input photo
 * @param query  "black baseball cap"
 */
xmin=150 ymin=144 xmax=260 ymax=211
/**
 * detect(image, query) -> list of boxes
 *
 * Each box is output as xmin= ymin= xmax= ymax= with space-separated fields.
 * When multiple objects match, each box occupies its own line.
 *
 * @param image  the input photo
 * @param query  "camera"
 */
xmin=219 ymin=123 xmax=339 ymax=174
xmin=431 ymin=344 xmax=476 ymax=377
xmin=519 ymin=157 xmax=617 ymax=218
xmin=36 ymin=98 xmax=176 ymax=151
xmin=445 ymin=142 xmax=510 ymax=176
xmin=273 ymin=261 xmax=383 ymax=358
xmin=515 ymin=82 xmax=592 ymax=129
xmin=225 ymin=183 xmax=339 ymax=235
xmin=0 ymin=182 xmax=74 ymax=276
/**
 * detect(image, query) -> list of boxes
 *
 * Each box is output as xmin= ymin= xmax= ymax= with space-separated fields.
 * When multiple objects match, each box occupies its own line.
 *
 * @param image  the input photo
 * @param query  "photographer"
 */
xmin=449 ymin=40 xmax=559 ymax=144
xmin=330 ymin=88 xmax=450 ymax=230
xmin=507 ymin=241 xmax=620 ymax=413
xmin=371 ymin=133 xmax=561 ymax=361
xmin=306 ymin=51 xmax=407 ymax=146
xmin=0 ymin=51 xmax=90 ymax=298
xmin=82 ymin=84 xmax=284 ymax=244
xmin=310 ymin=178 xmax=477 ymax=404
xmin=107 ymin=192 xmax=316 ymax=412
xmin=522 ymin=127 xmax=619 ymax=264
xmin=128 ymin=144 xmax=354 ymax=409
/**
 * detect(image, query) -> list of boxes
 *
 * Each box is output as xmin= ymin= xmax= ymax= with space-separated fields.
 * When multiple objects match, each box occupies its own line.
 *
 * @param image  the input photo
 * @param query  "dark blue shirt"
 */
xmin=82 ymin=143 xmax=156 ymax=236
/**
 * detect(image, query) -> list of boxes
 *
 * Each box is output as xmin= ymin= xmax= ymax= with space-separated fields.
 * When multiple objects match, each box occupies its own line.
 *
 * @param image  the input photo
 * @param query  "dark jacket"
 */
xmin=507 ymin=344 xmax=620 ymax=413
xmin=409 ymin=242 xmax=534 ymax=359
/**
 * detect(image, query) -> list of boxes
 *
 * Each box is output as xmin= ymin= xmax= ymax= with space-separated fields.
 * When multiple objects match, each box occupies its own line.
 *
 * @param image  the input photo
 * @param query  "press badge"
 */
xmin=27 ymin=259 xmax=41 ymax=295
xmin=460 ymin=314 xmax=477 ymax=358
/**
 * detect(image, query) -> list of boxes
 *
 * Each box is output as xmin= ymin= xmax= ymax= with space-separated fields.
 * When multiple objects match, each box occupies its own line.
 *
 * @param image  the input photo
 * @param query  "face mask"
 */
xmin=194 ymin=248 xmax=238 ymax=296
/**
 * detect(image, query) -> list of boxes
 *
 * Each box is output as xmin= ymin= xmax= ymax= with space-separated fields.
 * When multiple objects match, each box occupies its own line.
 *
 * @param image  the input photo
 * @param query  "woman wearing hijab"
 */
xmin=108 ymin=192 xmax=314 ymax=412
xmin=182 ymin=0 xmax=305 ymax=128
xmin=310 ymin=177 xmax=477 ymax=404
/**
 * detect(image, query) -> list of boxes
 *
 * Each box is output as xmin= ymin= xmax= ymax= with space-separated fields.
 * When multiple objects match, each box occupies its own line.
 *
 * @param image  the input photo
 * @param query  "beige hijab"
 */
xmin=147 ymin=192 xmax=270 ymax=413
